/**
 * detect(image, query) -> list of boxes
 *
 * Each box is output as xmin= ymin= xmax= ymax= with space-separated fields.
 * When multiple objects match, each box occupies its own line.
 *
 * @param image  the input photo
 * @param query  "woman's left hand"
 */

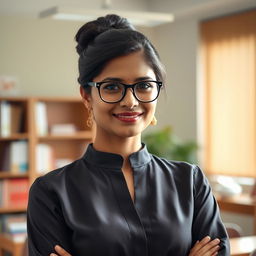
xmin=50 ymin=236 xmax=220 ymax=256
xmin=50 ymin=245 xmax=72 ymax=256
xmin=188 ymin=236 xmax=220 ymax=256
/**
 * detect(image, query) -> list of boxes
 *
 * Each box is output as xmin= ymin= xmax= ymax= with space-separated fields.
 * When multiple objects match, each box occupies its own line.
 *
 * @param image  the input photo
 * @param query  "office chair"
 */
xmin=224 ymin=223 xmax=242 ymax=238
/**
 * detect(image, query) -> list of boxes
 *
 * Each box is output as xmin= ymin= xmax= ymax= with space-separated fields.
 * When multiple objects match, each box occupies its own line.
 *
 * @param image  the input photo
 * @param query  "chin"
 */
xmin=115 ymin=127 xmax=142 ymax=138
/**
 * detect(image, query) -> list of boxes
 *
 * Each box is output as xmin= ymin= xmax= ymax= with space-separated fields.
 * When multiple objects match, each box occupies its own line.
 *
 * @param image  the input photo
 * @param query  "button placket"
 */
xmin=109 ymin=170 xmax=148 ymax=256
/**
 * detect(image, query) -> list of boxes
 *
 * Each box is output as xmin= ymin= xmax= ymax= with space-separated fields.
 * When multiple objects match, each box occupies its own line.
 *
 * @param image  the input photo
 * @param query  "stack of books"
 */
xmin=0 ymin=178 xmax=29 ymax=208
xmin=0 ymin=140 xmax=28 ymax=173
xmin=36 ymin=143 xmax=54 ymax=174
xmin=0 ymin=101 xmax=24 ymax=137
xmin=36 ymin=144 xmax=72 ymax=174
xmin=0 ymin=213 xmax=27 ymax=242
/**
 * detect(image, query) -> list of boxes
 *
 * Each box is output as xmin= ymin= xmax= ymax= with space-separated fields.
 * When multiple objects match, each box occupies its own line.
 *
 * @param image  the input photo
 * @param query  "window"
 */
xmin=200 ymin=9 xmax=256 ymax=177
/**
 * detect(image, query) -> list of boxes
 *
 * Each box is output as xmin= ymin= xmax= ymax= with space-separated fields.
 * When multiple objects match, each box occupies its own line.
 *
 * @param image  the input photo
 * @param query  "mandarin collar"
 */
xmin=83 ymin=143 xmax=151 ymax=170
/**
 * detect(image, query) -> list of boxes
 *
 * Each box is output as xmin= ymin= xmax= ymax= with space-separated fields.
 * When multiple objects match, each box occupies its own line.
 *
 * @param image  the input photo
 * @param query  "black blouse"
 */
xmin=27 ymin=144 xmax=230 ymax=256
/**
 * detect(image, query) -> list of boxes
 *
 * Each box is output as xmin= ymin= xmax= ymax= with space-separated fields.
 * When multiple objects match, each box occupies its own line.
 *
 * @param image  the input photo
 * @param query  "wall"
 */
xmin=0 ymin=16 xmax=155 ymax=98
xmin=0 ymin=16 xmax=82 ymax=97
xmin=153 ymin=19 xmax=198 ymax=141
xmin=0 ymin=0 xmax=149 ymax=17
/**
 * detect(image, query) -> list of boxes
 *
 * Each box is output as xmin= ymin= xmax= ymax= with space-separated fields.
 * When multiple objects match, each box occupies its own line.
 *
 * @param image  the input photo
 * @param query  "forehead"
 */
xmin=93 ymin=51 xmax=156 ymax=82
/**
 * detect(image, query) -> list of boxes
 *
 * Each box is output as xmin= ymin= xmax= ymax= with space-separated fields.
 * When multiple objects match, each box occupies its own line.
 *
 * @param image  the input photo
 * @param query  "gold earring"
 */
xmin=150 ymin=116 xmax=157 ymax=126
xmin=86 ymin=109 xmax=93 ymax=128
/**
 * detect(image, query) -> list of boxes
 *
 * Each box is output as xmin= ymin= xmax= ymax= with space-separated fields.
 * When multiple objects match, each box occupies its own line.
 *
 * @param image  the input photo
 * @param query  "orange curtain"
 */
xmin=201 ymin=10 xmax=256 ymax=177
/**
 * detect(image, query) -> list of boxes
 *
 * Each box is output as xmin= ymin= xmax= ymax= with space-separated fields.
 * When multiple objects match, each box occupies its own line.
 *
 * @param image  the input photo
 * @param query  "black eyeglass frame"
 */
xmin=83 ymin=80 xmax=163 ymax=103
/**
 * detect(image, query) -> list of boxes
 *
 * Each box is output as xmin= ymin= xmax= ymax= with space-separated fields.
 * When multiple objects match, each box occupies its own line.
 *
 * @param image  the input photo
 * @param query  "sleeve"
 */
xmin=27 ymin=177 xmax=73 ymax=256
xmin=192 ymin=166 xmax=230 ymax=256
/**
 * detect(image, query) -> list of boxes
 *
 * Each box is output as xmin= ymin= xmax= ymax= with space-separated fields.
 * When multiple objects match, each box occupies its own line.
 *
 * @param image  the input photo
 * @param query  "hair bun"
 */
xmin=75 ymin=14 xmax=135 ymax=55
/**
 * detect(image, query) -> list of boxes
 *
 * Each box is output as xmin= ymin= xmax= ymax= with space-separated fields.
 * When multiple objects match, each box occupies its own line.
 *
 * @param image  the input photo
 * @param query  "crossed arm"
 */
xmin=50 ymin=236 xmax=221 ymax=256
xmin=28 ymin=167 xmax=229 ymax=256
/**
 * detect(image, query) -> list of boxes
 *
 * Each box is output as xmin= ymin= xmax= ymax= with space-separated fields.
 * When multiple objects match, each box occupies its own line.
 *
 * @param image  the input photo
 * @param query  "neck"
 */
xmin=93 ymin=133 xmax=142 ymax=165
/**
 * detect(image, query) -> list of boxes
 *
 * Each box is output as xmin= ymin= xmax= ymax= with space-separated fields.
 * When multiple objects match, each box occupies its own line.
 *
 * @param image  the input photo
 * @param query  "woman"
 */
xmin=27 ymin=14 xmax=230 ymax=256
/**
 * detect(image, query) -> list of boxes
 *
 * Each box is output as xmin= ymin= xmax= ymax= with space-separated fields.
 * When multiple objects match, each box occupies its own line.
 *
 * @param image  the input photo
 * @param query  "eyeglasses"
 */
xmin=83 ymin=80 xmax=163 ymax=103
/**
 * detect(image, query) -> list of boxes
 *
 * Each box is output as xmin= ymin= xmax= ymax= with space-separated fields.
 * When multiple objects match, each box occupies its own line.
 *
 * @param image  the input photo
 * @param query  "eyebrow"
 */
xmin=101 ymin=76 xmax=155 ymax=82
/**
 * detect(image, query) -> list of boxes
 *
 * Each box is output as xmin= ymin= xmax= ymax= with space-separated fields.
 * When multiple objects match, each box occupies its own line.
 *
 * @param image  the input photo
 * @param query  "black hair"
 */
xmin=75 ymin=14 xmax=166 ymax=93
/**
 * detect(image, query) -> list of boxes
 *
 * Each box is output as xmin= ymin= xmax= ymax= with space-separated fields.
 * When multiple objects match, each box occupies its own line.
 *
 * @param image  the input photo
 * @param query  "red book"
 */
xmin=3 ymin=178 xmax=29 ymax=208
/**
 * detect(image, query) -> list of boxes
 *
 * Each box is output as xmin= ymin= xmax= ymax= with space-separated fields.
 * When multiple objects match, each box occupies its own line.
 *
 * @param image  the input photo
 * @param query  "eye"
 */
xmin=136 ymin=81 xmax=154 ymax=91
xmin=101 ymin=82 xmax=122 ymax=93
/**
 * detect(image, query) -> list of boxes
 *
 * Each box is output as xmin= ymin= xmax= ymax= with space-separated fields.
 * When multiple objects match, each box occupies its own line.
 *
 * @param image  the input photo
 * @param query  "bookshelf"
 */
xmin=0 ymin=234 xmax=24 ymax=256
xmin=0 ymin=96 xmax=93 ymax=255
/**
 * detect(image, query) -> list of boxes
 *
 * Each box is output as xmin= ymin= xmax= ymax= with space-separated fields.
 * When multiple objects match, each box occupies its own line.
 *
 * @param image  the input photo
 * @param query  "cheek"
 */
xmin=91 ymin=101 xmax=113 ymax=120
xmin=146 ymin=102 xmax=157 ymax=116
xmin=90 ymin=90 xmax=107 ymax=113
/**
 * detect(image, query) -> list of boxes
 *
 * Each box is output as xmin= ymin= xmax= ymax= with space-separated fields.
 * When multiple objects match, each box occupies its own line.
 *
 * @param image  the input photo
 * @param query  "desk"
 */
xmin=216 ymin=194 xmax=256 ymax=234
xmin=230 ymin=236 xmax=256 ymax=256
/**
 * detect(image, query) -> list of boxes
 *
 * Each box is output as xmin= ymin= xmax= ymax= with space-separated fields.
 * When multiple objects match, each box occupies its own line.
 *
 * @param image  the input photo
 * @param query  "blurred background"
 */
xmin=0 ymin=0 xmax=256 ymax=255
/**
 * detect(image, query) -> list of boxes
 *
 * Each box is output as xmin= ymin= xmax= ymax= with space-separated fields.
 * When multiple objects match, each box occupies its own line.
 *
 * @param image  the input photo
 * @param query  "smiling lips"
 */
xmin=113 ymin=112 xmax=143 ymax=123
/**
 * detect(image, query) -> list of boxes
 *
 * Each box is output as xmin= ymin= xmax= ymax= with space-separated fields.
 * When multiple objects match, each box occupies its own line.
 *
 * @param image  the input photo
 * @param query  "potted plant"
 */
xmin=143 ymin=126 xmax=198 ymax=163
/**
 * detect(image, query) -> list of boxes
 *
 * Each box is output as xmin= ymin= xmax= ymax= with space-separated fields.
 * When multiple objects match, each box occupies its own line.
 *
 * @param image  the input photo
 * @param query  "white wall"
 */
xmin=0 ymin=16 xmax=155 ymax=98
xmin=153 ymin=19 xmax=198 ymax=141
xmin=0 ymin=16 xmax=82 ymax=97
xmin=0 ymin=0 xmax=150 ymax=97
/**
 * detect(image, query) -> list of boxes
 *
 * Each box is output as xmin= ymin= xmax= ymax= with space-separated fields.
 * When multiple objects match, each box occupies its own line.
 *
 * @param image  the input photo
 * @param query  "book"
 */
xmin=0 ymin=180 xmax=3 ymax=207
xmin=36 ymin=143 xmax=54 ymax=174
xmin=50 ymin=123 xmax=76 ymax=135
xmin=1 ymin=213 xmax=26 ymax=231
xmin=35 ymin=102 xmax=48 ymax=136
xmin=10 ymin=103 xmax=23 ymax=134
xmin=10 ymin=140 xmax=28 ymax=173
xmin=0 ymin=213 xmax=27 ymax=243
xmin=11 ymin=178 xmax=29 ymax=208
xmin=0 ymin=143 xmax=11 ymax=171
xmin=1 ymin=179 xmax=8 ymax=208
xmin=1 ymin=179 xmax=29 ymax=208
xmin=0 ymin=101 xmax=11 ymax=137
xmin=0 ymin=141 xmax=28 ymax=173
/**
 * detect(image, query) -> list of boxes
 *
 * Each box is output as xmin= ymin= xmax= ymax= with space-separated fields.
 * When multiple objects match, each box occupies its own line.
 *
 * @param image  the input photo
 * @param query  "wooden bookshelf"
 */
xmin=0 ymin=96 xmax=93 ymax=255
xmin=0 ymin=234 xmax=25 ymax=256
xmin=0 ymin=96 xmax=92 ymax=181
xmin=0 ymin=207 xmax=27 ymax=214
xmin=38 ymin=130 xmax=92 ymax=140
xmin=0 ymin=173 xmax=28 ymax=179
xmin=0 ymin=134 xmax=29 ymax=141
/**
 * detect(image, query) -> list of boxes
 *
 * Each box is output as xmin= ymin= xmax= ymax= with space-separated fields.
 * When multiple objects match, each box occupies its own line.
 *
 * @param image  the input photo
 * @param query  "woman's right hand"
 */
xmin=50 ymin=236 xmax=220 ymax=256
xmin=50 ymin=245 xmax=72 ymax=256
xmin=188 ymin=236 xmax=221 ymax=256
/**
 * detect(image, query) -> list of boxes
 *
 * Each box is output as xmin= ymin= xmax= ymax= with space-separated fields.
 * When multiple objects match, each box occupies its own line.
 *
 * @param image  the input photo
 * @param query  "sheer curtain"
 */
xmin=200 ymin=10 xmax=256 ymax=177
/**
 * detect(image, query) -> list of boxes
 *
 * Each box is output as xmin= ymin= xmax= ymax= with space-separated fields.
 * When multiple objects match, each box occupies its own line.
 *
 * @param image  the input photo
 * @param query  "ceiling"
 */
xmin=0 ymin=0 xmax=255 ymax=21
xmin=1 ymin=0 xmax=147 ymax=17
